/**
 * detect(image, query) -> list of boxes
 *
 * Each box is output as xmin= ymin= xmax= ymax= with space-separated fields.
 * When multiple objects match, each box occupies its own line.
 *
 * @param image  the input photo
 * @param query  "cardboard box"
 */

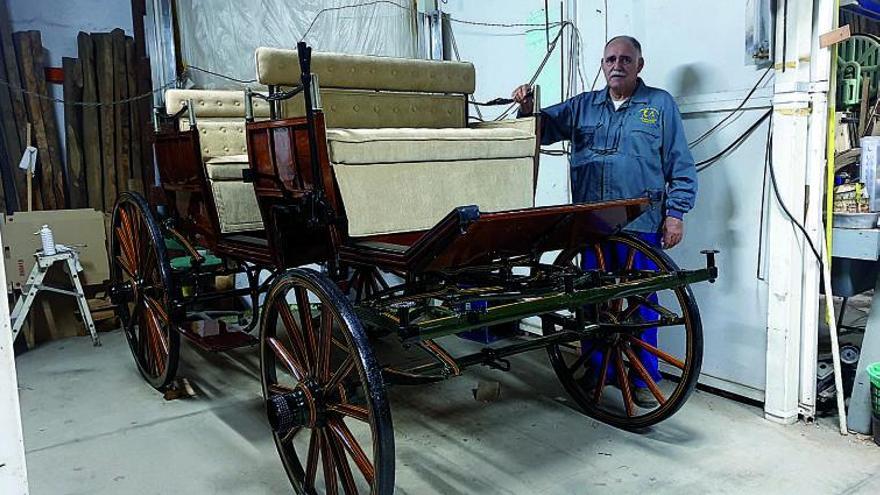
xmin=2 ymin=209 xmax=109 ymax=291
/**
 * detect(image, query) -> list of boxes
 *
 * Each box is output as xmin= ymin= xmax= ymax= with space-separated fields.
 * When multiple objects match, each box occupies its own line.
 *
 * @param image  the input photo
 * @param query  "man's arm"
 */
xmin=661 ymin=95 xmax=697 ymax=248
xmin=661 ymin=97 xmax=697 ymax=218
xmin=512 ymin=84 xmax=577 ymax=146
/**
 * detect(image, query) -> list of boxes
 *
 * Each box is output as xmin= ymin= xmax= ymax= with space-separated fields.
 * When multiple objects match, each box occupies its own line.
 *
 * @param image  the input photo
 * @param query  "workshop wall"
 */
xmin=7 ymin=0 xmax=134 ymax=160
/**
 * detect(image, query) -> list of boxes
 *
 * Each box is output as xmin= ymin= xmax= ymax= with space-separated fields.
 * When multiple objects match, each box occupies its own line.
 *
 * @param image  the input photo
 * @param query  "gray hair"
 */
xmin=605 ymin=36 xmax=642 ymax=55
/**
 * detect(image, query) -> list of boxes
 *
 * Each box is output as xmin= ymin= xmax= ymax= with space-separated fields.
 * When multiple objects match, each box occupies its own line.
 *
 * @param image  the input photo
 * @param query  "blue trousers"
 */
xmin=581 ymin=232 xmax=662 ymax=388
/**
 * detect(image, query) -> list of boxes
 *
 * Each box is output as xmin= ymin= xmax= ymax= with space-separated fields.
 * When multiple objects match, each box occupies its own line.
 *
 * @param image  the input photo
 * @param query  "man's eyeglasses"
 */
xmin=587 ymin=121 xmax=622 ymax=155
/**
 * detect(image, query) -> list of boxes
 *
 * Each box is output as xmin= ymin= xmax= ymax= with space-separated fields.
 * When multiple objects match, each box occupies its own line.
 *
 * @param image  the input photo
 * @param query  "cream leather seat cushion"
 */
xmin=205 ymin=155 xmax=249 ymax=180
xmin=202 ymin=155 xmax=262 ymax=233
xmin=325 ymin=127 xmax=536 ymax=165
xmin=335 ymin=157 xmax=534 ymax=237
xmin=210 ymin=181 xmax=264 ymax=233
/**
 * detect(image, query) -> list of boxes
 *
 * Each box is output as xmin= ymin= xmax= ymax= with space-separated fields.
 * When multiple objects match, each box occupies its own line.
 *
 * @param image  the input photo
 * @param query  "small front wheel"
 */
xmin=260 ymin=268 xmax=395 ymax=494
xmin=542 ymin=233 xmax=703 ymax=430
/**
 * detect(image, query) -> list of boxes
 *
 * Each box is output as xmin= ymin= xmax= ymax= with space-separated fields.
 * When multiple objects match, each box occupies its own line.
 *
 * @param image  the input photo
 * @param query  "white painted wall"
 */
xmin=619 ymin=0 xmax=774 ymax=399
xmin=7 ymin=0 xmax=134 ymax=159
xmin=442 ymin=0 xmax=574 ymax=207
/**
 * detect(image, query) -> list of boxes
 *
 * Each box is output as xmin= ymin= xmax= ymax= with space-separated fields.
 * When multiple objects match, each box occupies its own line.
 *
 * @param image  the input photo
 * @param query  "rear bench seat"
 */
xmin=164 ymin=89 xmax=269 ymax=233
xmin=254 ymin=47 xmax=538 ymax=238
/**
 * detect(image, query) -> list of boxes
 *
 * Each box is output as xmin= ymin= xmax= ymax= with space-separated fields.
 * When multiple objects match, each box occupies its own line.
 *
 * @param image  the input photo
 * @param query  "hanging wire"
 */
xmin=0 ymin=73 xmax=184 ymax=107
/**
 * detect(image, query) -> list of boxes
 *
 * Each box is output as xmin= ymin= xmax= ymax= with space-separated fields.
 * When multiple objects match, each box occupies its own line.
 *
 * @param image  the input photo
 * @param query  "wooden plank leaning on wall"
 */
xmin=78 ymin=32 xmax=103 ymax=212
xmin=62 ymin=56 xmax=88 ymax=209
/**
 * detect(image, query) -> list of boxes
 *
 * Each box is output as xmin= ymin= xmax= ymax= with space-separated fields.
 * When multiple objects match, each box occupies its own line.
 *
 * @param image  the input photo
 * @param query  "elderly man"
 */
xmin=513 ymin=35 xmax=697 ymax=408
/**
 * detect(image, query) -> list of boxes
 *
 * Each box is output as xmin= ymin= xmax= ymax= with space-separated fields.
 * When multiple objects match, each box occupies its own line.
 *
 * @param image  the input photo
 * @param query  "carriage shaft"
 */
xmin=402 ymin=267 xmax=715 ymax=342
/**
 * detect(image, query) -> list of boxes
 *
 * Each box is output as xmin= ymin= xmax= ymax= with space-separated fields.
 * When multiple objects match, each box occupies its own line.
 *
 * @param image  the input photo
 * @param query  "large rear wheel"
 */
xmin=110 ymin=191 xmax=180 ymax=390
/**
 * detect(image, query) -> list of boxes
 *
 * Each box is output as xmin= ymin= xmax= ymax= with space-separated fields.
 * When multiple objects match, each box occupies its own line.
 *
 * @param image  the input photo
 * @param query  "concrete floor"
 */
xmin=15 ymin=329 xmax=880 ymax=495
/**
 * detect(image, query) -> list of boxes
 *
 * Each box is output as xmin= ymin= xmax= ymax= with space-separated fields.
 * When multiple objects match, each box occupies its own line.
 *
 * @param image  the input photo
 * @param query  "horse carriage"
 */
xmin=108 ymin=42 xmax=718 ymax=494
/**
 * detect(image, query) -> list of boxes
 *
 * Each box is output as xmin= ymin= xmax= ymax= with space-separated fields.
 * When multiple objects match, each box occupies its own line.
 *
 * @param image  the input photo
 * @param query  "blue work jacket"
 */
xmin=540 ymin=79 xmax=697 ymax=233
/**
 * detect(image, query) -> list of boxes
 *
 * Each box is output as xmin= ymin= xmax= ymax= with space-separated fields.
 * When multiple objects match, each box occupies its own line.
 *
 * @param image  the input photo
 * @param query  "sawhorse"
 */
xmin=10 ymin=250 xmax=100 ymax=346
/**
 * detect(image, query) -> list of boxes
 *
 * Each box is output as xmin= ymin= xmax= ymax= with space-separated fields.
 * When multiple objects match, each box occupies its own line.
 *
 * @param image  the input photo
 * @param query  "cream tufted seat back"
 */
xmin=164 ymin=89 xmax=269 ymax=233
xmin=255 ymin=47 xmax=474 ymax=129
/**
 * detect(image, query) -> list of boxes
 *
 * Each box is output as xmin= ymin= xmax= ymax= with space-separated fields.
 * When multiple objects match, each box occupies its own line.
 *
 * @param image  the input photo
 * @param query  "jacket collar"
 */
xmin=594 ymin=78 xmax=650 ymax=105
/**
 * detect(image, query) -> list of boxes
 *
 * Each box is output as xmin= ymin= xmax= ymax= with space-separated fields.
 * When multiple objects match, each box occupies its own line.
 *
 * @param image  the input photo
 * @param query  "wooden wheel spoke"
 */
xmin=627 ymin=295 xmax=679 ymax=321
xmin=144 ymin=307 xmax=169 ymax=370
xmin=305 ymin=429 xmax=321 ymax=491
xmin=614 ymin=347 xmax=635 ymax=417
xmin=320 ymin=430 xmax=340 ymax=495
xmin=623 ymin=345 xmax=666 ymax=406
xmin=115 ymin=225 xmax=137 ymax=273
xmin=140 ymin=244 xmax=159 ymax=284
xmin=328 ymin=418 xmax=374 ymax=485
xmin=268 ymin=383 xmax=295 ymax=395
xmin=276 ymin=300 xmax=312 ymax=369
xmin=267 ymin=337 xmax=306 ymax=382
xmin=332 ymin=337 xmax=350 ymax=354
xmin=328 ymin=403 xmax=370 ymax=423
xmin=593 ymin=347 xmax=610 ymax=403
xmin=143 ymin=295 xmax=170 ymax=324
xmin=295 ymin=287 xmax=319 ymax=367
xmin=115 ymin=255 xmax=137 ymax=280
xmin=592 ymin=244 xmax=606 ymax=271
xmin=567 ymin=344 xmax=595 ymax=374
xmin=624 ymin=247 xmax=636 ymax=272
xmin=627 ymin=336 xmax=685 ymax=370
xmin=142 ymin=310 xmax=162 ymax=376
xmin=327 ymin=429 xmax=359 ymax=495
xmin=318 ymin=305 xmax=334 ymax=382
xmin=325 ymin=356 xmax=355 ymax=392
xmin=280 ymin=425 xmax=302 ymax=444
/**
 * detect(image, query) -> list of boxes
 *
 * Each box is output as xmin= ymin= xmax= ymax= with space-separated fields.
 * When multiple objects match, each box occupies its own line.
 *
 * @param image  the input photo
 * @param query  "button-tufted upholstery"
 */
xmin=255 ymin=48 xmax=475 ymax=94
xmin=253 ymin=48 xmax=539 ymax=237
xmin=165 ymin=89 xmax=264 ymax=234
xmin=282 ymin=89 xmax=466 ymax=129
xmin=166 ymin=89 xmax=271 ymax=118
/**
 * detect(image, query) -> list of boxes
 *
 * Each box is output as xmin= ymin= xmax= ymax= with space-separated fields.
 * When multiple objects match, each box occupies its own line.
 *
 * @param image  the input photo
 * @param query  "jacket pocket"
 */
xmin=628 ymin=127 xmax=661 ymax=158
xmin=573 ymin=124 xmax=598 ymax=150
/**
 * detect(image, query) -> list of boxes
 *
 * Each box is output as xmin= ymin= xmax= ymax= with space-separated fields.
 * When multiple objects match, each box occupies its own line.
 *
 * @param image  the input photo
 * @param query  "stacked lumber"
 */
xmin=0 ymin=0 xmax=150 ymax=214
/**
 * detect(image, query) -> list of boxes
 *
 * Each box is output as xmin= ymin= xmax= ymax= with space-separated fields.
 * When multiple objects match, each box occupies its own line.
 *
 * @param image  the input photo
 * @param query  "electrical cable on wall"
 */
xmin=763 ymin=115 xmax=824 ymax=267
xmin=689 ymin=65 xmax=773 ymax=148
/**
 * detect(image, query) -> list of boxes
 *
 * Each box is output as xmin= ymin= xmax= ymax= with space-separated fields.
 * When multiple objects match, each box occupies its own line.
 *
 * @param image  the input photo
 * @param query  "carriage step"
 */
xmin=179 ymin=327 xmax=258 ymax=352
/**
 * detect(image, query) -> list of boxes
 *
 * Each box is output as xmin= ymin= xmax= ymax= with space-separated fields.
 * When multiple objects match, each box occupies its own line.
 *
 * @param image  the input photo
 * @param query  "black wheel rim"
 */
xmin=110 ymin=191 xmax=179 ymax=390
xmin=261 ymin=268 xmax=394 ymax=495
xmin=543 ymin=233 xmax=703 ymax=430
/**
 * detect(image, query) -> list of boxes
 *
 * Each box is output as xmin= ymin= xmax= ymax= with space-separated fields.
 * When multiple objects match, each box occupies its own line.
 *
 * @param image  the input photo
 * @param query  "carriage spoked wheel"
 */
xmin=542 ymin=233 xmax=703 ymax=430
xmin=110 ymin=191 xmax=180 ymax=390
xmin=261 ymin=268 xmax=394 ymax=494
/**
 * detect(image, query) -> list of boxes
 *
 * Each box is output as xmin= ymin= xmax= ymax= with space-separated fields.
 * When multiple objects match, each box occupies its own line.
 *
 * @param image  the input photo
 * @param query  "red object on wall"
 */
xmin=44 ymin=67 xmax=64 ymax=84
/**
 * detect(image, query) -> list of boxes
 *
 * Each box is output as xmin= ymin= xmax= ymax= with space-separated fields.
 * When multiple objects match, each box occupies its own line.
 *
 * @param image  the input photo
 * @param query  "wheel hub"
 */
xmin=109 ymin=281 xmax=135 ymax=305
xmin=266 ymin=379 xmax=325 ymax=433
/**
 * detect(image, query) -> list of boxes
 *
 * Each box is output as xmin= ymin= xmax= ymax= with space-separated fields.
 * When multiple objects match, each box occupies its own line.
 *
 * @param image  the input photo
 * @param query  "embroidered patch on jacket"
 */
xmin=640 ymin=107 xmax=659 ymax=125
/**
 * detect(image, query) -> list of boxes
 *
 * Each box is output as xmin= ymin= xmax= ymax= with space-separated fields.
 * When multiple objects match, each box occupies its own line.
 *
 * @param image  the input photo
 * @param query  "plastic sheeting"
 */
xmin=175 ymin=0 xmax=417 ymax=88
